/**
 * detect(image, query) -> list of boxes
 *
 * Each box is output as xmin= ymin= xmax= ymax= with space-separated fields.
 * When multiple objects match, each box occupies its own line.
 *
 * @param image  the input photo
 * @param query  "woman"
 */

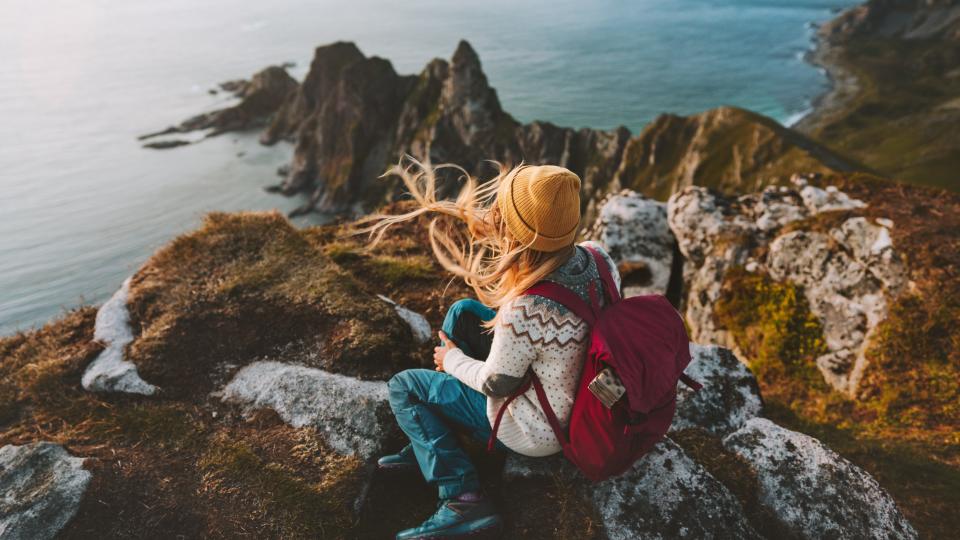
xmin=363 ymin=160 xmax=621 ymax=540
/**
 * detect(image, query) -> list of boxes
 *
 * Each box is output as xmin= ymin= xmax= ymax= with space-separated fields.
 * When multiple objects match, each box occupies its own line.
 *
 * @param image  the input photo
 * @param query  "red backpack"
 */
xmin=488 ymin=247 xmax=700 ymax=482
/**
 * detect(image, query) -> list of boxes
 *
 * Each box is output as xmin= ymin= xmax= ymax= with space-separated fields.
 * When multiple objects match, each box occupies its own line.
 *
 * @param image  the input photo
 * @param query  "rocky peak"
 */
xmin=145 ymin=42 xmax=864 ymax=216
xmin=821 ymin=0 xmax=960 ymax=42
xmin=439 ymin=40 xmax=507 ymax=146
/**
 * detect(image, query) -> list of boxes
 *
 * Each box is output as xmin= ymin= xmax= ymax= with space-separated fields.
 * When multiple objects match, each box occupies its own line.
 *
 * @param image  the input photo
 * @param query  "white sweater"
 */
xmin=444 ymin=242 xmax=621 ymax=457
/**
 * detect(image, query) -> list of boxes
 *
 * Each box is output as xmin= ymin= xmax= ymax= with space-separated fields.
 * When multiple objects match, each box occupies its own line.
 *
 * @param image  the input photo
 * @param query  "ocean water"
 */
xmin=0 ymin=0 xmax=855 ymax=335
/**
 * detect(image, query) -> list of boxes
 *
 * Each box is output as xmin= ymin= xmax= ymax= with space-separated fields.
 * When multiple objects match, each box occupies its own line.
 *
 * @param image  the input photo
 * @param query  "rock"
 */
xmin=156 ymin=41 xmax=861 ymax=216
xmin=723 ymin=418 xmax=917 ymax=539
xmin=376 ymin=295 xmax=431 ymax=344
xmin=140 ymin=65 xmax=297 ymax=146
xmin=221 ymin=361 xmax=398 ymax=460
xmin=82 ymin=278 xmax=157 ymax=395
xmin=672 ymin=344 xmax=762 ymax=435
xmin=606 ymin=107 xmax=858 ymax=202
xmin=668 ymin=184 xmax=904 ymax=394
xmin=766 ymin=217 xmax=906 ymax=394
xmin=0 ymin=442 xmax=92 ymax=540
xmin=592 ymin=438 xmax=761 ymax=539
xmin=800 ymin=184 xmax=866 ymax=214
xmin=586 ymin=190 xmax=675 ymax=296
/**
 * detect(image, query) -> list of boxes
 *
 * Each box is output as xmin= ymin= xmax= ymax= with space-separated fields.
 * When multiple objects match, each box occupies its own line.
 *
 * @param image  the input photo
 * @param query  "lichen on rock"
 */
xmin=587 ymin=189 xmax=676 ymax=296
xmin=723 ymin=418 xmax=917 ymax=540
xmin=0 ymin=442 xmax=92 ymax=540
xmin=672 ymin=344 xmax=763 ymax=435
xmin=221 ymin=361 xmax=398 ymax=460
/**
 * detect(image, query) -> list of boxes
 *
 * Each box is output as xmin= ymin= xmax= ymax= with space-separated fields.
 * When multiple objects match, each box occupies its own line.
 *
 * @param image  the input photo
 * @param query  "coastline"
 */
xmin=792 ymin=7 xmax=862 ymax=133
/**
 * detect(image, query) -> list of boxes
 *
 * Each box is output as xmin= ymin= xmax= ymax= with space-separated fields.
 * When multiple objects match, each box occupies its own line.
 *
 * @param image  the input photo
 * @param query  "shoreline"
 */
xmin=792 ymin=7 xmax=862 ymax=134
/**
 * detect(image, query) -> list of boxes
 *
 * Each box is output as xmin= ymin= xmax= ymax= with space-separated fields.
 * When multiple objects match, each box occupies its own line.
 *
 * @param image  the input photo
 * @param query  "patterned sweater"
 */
xmin=444 ymin=241 xmax=622 ymax=457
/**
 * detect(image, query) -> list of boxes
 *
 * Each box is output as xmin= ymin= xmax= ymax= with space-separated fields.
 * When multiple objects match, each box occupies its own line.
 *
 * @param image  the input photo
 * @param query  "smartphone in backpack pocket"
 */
xmin=588 ymin=367 xmax=626 ymax=408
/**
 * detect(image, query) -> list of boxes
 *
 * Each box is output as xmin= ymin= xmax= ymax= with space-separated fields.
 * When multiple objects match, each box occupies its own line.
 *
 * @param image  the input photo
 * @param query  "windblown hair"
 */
xmin=358 ymin=158 xmax=574 ymax=326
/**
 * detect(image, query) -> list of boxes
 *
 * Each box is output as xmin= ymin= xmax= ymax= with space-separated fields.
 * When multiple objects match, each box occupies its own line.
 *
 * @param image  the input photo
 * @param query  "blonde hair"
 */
xmin=358 ymin=157 xmax=574 ymax=326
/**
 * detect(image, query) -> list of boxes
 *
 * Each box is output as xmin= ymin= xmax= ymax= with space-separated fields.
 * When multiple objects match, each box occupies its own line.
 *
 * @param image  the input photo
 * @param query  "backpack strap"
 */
xmin=487 ymin=371 xmax=569 ymax=452
xmin=583 ymin=246 xmax=621 ymax=304
xmin=524 ymin=281 xmax=598 ymax=325
xmin=679 ymin=373 xmax=703 ymax=391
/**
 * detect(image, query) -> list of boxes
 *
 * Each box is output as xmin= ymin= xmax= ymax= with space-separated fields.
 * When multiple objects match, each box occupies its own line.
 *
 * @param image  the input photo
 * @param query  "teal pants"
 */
xmin=386 ymin=299 xmax=501 ymax=499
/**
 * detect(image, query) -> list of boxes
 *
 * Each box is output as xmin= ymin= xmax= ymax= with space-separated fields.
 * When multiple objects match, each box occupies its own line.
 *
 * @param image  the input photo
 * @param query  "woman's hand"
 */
xmin=434 ymin=331 xmax=455 ymax=372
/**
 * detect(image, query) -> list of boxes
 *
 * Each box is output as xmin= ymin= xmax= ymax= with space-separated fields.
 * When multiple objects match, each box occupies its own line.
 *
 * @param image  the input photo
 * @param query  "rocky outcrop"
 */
xmin=501 ymin=440 xmax=764 ymax=540
xmin=819 ymin=0 xmax=960 ymax=41
xmin=592 ymin=438 xmax=761 ymax=539
xmin=81 ymin=277 xmax=158 ymax=395
xmin=604 ymin=107 xmax=858 ymax=202
xmin=151 ymin=41 xmax=862 ymax=215
xmin=139 ymin=66 xmax=297 ymax=148
xmin=221 ymin=361 xmax=397 ymax=460
xmin=0 ymin=442 xmax=92 ymax=540
xmin=724 ymin=418 xmax=917 ymax=539
xmin=671 ymin=344 xmax=763 ymax=435
xmin=586 ymin=190 xmax=676 ymax=297
xmin=667 ymin=177 xmax=905 ymax=394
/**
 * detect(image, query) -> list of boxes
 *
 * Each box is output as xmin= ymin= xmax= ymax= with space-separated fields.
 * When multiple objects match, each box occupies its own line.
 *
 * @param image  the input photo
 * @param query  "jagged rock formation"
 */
xmin=797 ymin=0 xmax=960 ymax=189
xmin=0 ymin=442 xmax=92 ymax=540
xmin=150 ymin=41 xmax=862 ymax=216
xmin=724 ymin=418 xmax=917 ymax=539
xmin=586 ymin=190 xmax=676 ymax=297
xmin=139 ymin=65 xmax=297 ymax=148
xmin=667 ymin=177 xmax=905 ymax=395
xmin=81 ymin=277 xmax=157 ymax=395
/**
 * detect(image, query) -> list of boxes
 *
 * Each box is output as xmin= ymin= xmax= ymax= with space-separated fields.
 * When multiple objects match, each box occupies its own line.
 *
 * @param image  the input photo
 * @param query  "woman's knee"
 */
xmin=387 ymin=368 xmax=436 ymax=406
xmin=442 ymin=299 xmax=494 ymax=332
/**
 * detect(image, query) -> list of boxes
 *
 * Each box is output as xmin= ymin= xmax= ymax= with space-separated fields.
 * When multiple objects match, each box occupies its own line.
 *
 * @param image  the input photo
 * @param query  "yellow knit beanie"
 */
xmin=497 ymin=164 xmax=582 ymax=253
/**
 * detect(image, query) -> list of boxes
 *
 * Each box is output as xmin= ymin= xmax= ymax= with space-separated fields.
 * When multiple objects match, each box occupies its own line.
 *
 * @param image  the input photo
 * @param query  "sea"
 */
xmin=0 ymin=0 xmax=857 ymax=335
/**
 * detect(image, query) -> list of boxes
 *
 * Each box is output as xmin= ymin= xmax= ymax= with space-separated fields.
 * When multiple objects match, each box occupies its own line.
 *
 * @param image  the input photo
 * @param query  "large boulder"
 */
xmin=723 ymin=418 xmax=917 ymax=539
xmin=672 ymin=344 xmax=763 ymax=435
xmin=592 ymin=439 xmax=761 ymax=539
xmin=0 ymin=442 xmax=92 ymax=540
xmin=221 ymin=361 xmax=398 ymax=460
xmin=81 ymin=277 xmax=158 ymax=395
xmin=586 ymin=189 xmax=676 ymax=296
xmin=504 ymin=439 xmax=762 ymax=539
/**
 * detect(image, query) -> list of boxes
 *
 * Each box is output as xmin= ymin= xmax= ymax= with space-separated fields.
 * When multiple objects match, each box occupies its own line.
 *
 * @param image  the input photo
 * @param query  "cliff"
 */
xmin=145 ymin=41 xmax=862 ymax=217
xmin=2 ymin=175 xmax=957 ymax=538
xmin=796 ymin=0 xmax=960 ymax=189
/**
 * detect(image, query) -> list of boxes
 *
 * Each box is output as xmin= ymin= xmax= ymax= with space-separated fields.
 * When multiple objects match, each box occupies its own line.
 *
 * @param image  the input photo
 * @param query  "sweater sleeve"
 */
xmin=444 ymin=296 xmax=540 ymax=398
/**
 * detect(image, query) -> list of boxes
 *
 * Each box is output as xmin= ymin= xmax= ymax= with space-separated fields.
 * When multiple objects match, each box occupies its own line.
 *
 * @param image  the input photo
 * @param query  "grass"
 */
xmin=124 ymin=211 xmax=418 ymax=389
xmin=801 ymin=35 xmax=960 ymax=190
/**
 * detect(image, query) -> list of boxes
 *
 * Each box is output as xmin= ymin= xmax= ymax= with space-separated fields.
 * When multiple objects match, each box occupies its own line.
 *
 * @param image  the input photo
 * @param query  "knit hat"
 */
xmin=497 ymin=165 xmax=581 ymax=252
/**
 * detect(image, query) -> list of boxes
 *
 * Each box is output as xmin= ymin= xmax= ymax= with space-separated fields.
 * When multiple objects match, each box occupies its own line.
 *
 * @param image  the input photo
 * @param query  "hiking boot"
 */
xmin=377 ymin=444 xmax=418 ymax=472
xmin=395 ymin=497 xmax=502 ymax=539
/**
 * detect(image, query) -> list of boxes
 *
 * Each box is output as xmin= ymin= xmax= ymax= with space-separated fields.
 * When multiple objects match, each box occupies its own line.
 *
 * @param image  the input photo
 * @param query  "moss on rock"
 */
xmin=714 ymin=267 xmax=827 ymax=387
